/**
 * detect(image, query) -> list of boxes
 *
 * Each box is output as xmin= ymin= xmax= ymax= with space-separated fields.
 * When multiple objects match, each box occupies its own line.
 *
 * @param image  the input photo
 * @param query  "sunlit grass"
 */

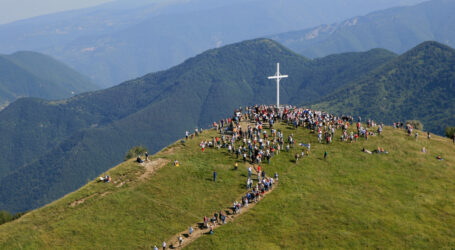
xmin=0 ymin=122 xmax=454 ymax=249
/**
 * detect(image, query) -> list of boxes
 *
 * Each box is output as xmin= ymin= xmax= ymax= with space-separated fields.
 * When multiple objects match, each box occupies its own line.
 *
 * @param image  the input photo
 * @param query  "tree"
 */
xmin=406 ymin=120 xmax=424 ymax=130
xmin=125 ymin=146 xmax=149 ymax=160
xmin=445 ymin=126 xmax=455 ymax=138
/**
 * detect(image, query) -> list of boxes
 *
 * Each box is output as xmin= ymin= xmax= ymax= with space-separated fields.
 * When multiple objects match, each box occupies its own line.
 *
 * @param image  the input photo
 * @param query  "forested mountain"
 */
xmin=0 ymin=51 xmax=97 ymax=107
xmin=1 ymin=38 xmax=453 ymax=214
xmin=312 ymin=41 xmax=455 ymax=134
xmin=0 ymin=39 xmax=396 ymax=213
xmin=0 ymin=0 xmax=424 ymax=87
xmin=272 ymin=0 xmax=455 ymax=58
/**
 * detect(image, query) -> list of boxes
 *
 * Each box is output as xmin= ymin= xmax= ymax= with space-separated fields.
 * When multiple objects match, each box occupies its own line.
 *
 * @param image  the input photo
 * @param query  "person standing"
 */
xmin=324 ymin=151 xmax=328 ymax=161
xmin=162 ymin=241 xmax=166 ymax=250
xmin=213 ymin=171 xmax=217 ymax=182
xmin=189 ymin=226 xmax=193 ymax=236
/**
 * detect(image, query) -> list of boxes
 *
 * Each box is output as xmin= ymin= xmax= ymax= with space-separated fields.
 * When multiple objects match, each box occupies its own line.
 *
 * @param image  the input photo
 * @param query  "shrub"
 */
xmin=0 ymin=210 xmax=24 ymax=225
xmin=125 ymin=146 xmax=148 ymax=161
xmin=0 ymin=211 xmax=13 ymax=225
xmin=406 ymin=120 xmax=424 ymax=130
xmin=445 ymin=126 xmax=455 ymax=138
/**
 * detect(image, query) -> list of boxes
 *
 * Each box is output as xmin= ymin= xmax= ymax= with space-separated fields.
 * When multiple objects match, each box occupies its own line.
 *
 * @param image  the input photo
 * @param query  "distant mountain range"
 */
xmin=0 ymin=0 xmax=425 ymax=87
xmin=271 ymin=0 xmax=455 ymax=58
xmin=0 ymin=38 xmax=396 ymax=213
xmin=0 ymin=51 xmax=97 ymax=107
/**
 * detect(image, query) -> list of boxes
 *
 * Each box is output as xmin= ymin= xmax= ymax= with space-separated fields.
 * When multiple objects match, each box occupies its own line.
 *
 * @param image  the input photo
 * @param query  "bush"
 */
xmin=125 ymin=146 xmax=148 ymax=161
xmin=0 ymin=210 xmax=24 ymax=225
xmin=406 ymin=120 xmax=424 ymax=130
xmin=445 ymin=126 xmax=455 ymax=138
xmin=0 ymin=211 xmax=13 ymax=225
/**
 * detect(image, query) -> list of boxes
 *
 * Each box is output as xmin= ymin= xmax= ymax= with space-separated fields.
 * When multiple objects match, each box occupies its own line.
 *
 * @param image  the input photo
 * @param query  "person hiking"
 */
xmin=213 ymin=171 xmax=217 ymax=182
xmin=324 ymin=151 xmax=328 ymax=160
xmin=189 ymin=226 xmax=193 ymax=236
xmin=221 ymin=213 xmax=226 ymax=224
xmin=162 ymin=241 xmax=166 ymax=250
xmin=178 ymin=236 xmax=183 ymax=247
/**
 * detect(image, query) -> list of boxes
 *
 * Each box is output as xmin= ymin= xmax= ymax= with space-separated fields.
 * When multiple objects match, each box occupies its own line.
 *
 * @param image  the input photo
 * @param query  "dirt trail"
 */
xmin=165 ymin=120 xmax=275 ymax=248
xmin=138 ymin=158 xmax=170 ymax=180
xmin=166 ymin=181 xmax=277 ymax=249
xmin=70 ymin=158 xmax=169 ymax=207
xmin=70 ymin=194 xmax=97 ymax=207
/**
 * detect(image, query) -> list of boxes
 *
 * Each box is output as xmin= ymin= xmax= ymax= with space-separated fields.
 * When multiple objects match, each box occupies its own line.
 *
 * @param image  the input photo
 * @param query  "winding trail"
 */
xmin=166 ymin=120 xmax=277 ymax=248
xmin=166 ymin=177 xmax=277 ymax=249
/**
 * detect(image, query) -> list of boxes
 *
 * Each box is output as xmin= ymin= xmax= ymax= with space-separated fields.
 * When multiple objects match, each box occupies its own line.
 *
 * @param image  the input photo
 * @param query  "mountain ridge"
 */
xmin=0 ymin=51 xmax=98 ymax=107
xmin=271 ymin=0 xmax=455 ymax=58
xmin=0 ymin=38 xmax=397 ymax=213
xmin=0 ymin=0 xmax=425 ymax=86
xmin=311 ymin=40 xmax=455 ymax=133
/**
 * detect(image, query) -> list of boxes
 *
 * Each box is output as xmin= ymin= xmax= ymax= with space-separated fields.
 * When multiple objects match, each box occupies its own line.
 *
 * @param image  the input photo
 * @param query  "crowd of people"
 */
xmin=157 ymin=104 xmax=449 ymax=249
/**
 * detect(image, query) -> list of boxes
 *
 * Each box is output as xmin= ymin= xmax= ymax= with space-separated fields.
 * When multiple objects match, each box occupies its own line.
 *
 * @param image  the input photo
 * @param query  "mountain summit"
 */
xmin=0 ymin=105 xmax=454 ymax=248
xmin=0 ymin=38 xmax=395 ymax=213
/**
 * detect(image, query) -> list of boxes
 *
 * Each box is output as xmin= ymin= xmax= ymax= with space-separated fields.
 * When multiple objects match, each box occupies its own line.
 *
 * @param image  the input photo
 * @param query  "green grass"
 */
xmin=188 ymin=124 xmax=455 ymax=249
xmin=0 ymin=122 xmax=454 ymax=249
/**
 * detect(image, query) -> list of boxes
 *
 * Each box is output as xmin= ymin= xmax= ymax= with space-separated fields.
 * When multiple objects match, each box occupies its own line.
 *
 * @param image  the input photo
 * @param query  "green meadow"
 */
xmin=0 ymin=121 xmax=454 ymax=249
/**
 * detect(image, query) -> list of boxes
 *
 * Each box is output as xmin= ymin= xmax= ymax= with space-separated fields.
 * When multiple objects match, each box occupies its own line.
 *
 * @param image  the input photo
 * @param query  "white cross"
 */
xmin=268 ymin=63 xmax=288 ymax=109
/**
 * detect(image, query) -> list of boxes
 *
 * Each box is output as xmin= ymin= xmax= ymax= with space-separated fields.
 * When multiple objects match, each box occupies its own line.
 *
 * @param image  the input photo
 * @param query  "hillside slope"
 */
xmin=0 ymin=39 xmax=396 ymax=213
xmin=312 ymin=41 xmax=455 ymax=135
xmin=272 ymin=0 xmax=455 ymax=58
xmin=0 ymin=111 xmax=453 ymax=248
xmin=0 ymin=39 xmax=395 ymax=211
xmin=0 ymin=51 xmax=97 ymax=106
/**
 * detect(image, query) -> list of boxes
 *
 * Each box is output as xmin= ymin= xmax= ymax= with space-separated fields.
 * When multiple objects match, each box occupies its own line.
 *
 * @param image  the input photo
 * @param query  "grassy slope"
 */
xmin=1 ymin=121 xmax=454 ymax=249
xmin=0 ymin=128 xmax=248 ymax=249
xmin=188 ymin=125 xmax=455 ymax=249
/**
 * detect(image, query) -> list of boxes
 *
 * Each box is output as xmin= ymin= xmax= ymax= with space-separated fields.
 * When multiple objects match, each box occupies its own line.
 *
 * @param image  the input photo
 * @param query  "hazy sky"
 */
xmin=0 ymin=0 xmax=115 ymax=24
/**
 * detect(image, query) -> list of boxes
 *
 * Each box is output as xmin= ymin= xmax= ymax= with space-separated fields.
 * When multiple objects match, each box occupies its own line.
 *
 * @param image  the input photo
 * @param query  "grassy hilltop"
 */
xmin=0 ymin=114 xmax=454 ymax=249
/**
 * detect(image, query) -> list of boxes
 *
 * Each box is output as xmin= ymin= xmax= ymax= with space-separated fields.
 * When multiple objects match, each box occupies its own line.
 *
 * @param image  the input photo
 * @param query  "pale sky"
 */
xmin=0 ymin=0 xmax=115 ymax=24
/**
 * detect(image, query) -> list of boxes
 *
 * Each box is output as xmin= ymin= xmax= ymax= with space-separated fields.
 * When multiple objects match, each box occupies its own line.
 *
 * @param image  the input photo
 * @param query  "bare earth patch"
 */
xmin=138 ymin=158 xmax=170 ymax=181
xmin=70 ymin=194 xmax=97 ymax=207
